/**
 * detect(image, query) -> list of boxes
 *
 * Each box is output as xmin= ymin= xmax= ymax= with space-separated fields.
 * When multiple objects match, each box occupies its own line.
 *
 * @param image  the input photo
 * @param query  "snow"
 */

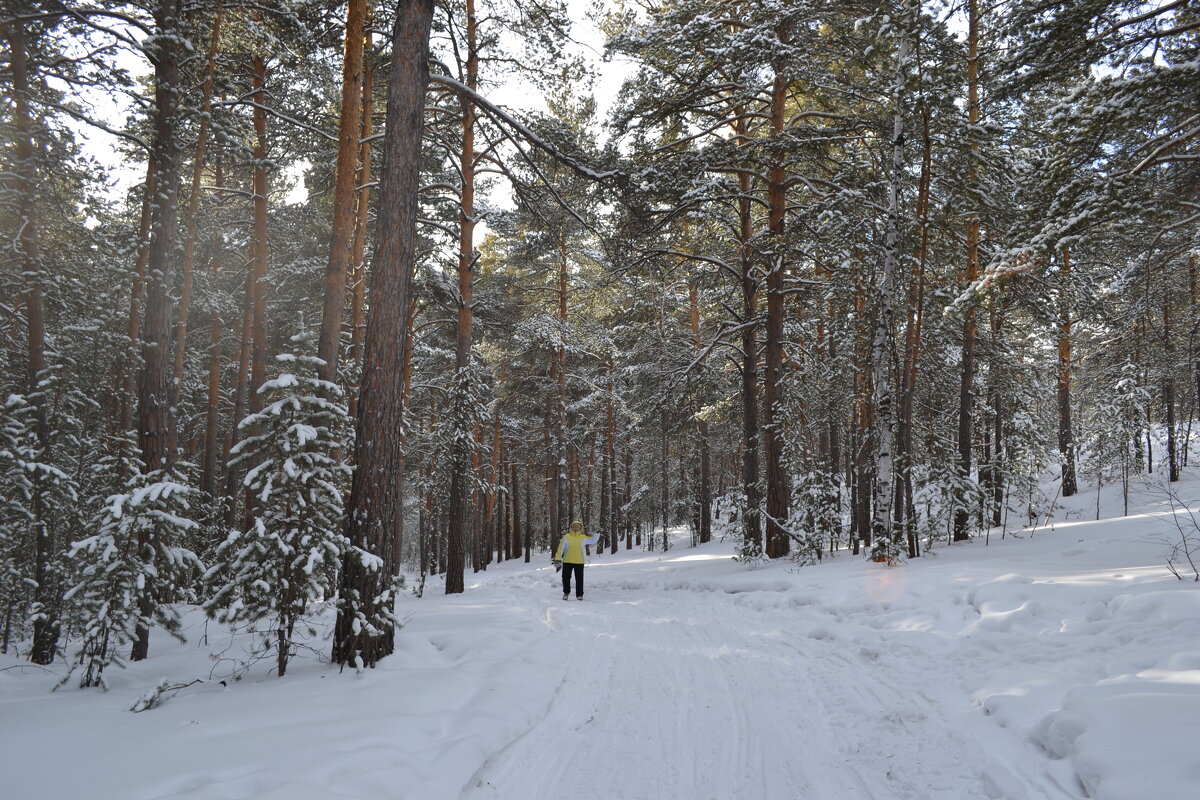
xmin=4 ymin=477 xmax=1200 ymax=799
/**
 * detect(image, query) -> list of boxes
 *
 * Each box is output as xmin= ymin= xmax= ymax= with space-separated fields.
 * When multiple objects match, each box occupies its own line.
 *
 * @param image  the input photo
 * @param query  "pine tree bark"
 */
xmin=132 ymin=0 xmax=187 ymax=662
xmin=247 ymin=54 xmax=270 ymax=415
xmin=584 ymin=435 xmax=594 ymax=544
xmin=763 ymin=46 xmax=790 ymax=559
xmin=628 ymin=443 xmax=638 ymax=551
xmin=954 ymin=0 xmax=981 ymax=541
xmin=445 ymin=0 xmax=479 ymax=594
xmin=239 ymin=53 xmax=271 ymax=532
xmin=1163 ymin=287 xmax=1179 ymax=482
xmin=118 ymin=155 xmax=157 ymax=445
xmin=199 ymin=160 xmax=226 ymax=498
xmin=553 ymin=243 xmax=569 ymax=545
xmin=333 ymin=0 xmax=435 ymax=667
xmin=511 ymin=459 xmax=523 ymax=562
xmin=222 ymin=267 xmax=254 ymax=525
xmin=525 ymin=463 xmax=534 ymax=560
xmin=172 ymin=0 xmax=223 ymax=392
xmin=660 ymin=408 xmax=669 ymax=550
xmin=484 ymin=419 xmax=501 ymax=568
xmin=318 ymin=0 xmax=368 ymax=381
xmin=1058 ymin=246 xmax=1078 ymax=495
xmin=687 ymin=284 xmax=713 ymax=544
xmin=737 ymin=160 xmax=762 ymax=555
xmin=852 ymin=269 xmax=872 ymax=552
xmin=545 ymin=400 xmax=558 ymax=551
xmin=348 ymin=35 xmax=375 ymax=380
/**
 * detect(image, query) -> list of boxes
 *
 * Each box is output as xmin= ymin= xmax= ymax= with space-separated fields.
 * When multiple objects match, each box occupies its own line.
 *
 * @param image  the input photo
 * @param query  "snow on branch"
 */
xmin=1130 ymin=115 xmax=1200 ymax=175
xmin=216 ymin=96 xmax=337 ymax=142
xmin=427 ymin=72 xmax=619 ymax=183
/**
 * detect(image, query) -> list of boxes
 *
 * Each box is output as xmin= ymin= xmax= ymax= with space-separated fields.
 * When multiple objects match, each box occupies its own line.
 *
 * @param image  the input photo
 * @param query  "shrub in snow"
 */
xmin=790 ymin=471 xmax=838 ymax=563
xmin=867 ymin=531 xmax=904 ymax=564
xmin=204 ymin=352 xmax=352 ymax=677
xmin=64 ymin=466 xmax=201 ymax=688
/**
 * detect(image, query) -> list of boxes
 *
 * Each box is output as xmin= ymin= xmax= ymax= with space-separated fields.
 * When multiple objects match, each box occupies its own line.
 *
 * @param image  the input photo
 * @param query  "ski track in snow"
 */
xmin=464 ymin=571 xmax=1024 ymax=800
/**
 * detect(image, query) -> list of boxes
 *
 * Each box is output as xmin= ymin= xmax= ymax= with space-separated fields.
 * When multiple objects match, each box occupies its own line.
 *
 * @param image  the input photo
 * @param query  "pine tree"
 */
xmin=0 ymin=394 xmax=36 ymax=654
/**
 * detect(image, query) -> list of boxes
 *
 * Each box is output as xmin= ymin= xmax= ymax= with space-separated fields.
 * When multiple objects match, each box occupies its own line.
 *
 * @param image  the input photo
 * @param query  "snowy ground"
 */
xmin=4 ymin=476 xmax=1200 ymax=800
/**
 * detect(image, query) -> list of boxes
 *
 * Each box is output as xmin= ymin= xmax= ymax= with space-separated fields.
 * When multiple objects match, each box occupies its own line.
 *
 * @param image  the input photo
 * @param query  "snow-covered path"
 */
xmin=4 ymin=488 xmax=1200 ymax=800
xmin=467 ymin=590 xmax=843 ymax=800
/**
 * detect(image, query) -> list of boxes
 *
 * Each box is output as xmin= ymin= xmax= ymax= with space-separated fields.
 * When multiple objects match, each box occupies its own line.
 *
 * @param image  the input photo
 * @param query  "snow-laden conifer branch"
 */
xmin=34 ymin=99 xmax=151 ymax=151
xmin=427 ymin=72 xmax=619 ymax=183
xmin=215 ymin=96 xmax=337 ymax=141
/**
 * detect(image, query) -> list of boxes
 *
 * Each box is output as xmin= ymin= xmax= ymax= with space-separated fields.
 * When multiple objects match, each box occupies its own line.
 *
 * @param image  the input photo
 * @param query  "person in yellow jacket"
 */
xmin=554 ymin=520 xmax=598 ymax=600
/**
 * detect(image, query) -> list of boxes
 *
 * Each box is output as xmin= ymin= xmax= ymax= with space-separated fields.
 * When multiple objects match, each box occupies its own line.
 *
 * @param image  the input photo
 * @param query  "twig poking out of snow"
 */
xmin=129 ymin=678 xmax=204 ymax=712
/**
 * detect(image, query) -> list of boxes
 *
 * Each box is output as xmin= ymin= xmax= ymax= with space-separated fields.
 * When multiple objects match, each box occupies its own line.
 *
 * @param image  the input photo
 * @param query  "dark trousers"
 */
xmin=562 ymin=563 xmax=584 ymax=597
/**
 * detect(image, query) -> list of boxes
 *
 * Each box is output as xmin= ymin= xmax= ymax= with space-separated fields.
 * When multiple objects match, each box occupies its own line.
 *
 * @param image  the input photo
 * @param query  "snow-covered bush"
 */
xmin=867 ymin=529 xmax=905 ymax=564
xmin=204 ymin=350 xmax=352 ymax=677
xmin=65 ymin=467 xmax=201 ymax=688
xmin=791 ymin=469 xmax=841 ymax=562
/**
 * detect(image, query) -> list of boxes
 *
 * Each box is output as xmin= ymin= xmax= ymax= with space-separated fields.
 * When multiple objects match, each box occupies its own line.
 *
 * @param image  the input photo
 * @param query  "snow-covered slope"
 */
xmin=3 ymin=477 xmax=1199 ymax=800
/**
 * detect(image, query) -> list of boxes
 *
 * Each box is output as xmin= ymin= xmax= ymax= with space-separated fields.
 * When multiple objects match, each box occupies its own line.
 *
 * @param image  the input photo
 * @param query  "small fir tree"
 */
xmin=65 ymin=452 xmax=201 ymax=688
xmin=205 ymin=349 xmax=352 ymax=677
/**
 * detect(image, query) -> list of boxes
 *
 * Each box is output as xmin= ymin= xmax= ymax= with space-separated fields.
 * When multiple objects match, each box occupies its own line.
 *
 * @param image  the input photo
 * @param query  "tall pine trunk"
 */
xmin=333 ymin=0 xmax=435 ymax=668
xmin=132 ymin=0 xmax=187 ymax=662
xmin=954 ymin=0 xmax=981 ymax=541
xmin=199 ymin=159 xmax=226 ymax=498
xmin=247 ymin=54 xmax=270 ymax=416
xmin=688 ymin=283 xmax=712 ymax=544
xmin=348 ymin=34 xmax=375 ymax=383
xmin=899 ymin=102 xmax=932 ymax=558
xmin=172 ymin=1 xmax=223 ymax=392
xmin=118 ymin=155 xmax=157 ymax=446
xmin=763 ymin=44 xmax=790 ymax=559
xmin=737 ymin=161 xmax=762 ymax=556
xmin=318 ymin=0 xmax=369 ymax=381
xmin=1058 ymin=246 xmax=1078 ymax=495
xmin=446 ymin=0 xmax=479 ymax=594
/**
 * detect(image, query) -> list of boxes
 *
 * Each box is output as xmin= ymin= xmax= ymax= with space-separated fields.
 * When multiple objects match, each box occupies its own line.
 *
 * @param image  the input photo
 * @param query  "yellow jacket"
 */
xmin=556 ymin=529 xmax=599 ymax=564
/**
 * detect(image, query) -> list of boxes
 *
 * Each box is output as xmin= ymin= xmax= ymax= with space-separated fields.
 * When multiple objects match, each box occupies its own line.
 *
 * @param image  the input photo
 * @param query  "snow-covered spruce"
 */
xmin=204 ymin=351 xmax=352 ymax=677
xmin=64 ymin=464 xmax=201 ymax=689
xmin=0 ymin=394 xmax=36 ymax=653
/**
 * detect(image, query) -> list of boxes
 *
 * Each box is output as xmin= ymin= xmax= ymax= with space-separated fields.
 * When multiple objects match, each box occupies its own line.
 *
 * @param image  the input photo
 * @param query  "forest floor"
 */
xmin=3 ymin=473 xmax=1200 ymax=800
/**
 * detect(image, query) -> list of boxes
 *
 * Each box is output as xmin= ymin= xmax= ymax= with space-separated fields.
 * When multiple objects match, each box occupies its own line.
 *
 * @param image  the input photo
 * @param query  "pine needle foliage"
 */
xmin=65 ymin=455 xmax=201 ymax=689
xmin=204 ymin=350 xmax=352 ymax=677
